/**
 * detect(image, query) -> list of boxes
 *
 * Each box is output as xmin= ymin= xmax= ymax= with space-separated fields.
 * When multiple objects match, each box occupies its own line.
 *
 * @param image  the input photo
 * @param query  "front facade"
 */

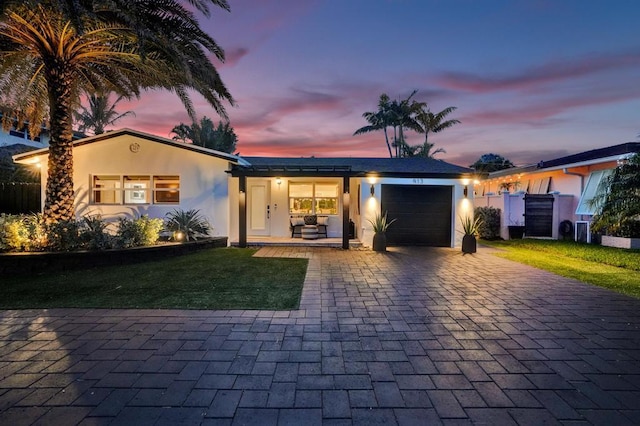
xmin=14 ymin=129 xmax=476 ymax=248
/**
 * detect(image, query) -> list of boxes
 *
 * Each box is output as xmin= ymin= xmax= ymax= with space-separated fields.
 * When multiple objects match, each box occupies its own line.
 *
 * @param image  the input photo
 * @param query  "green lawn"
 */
xmin=481 ymin=239 xmax=640 ymax=298
xmin=0 ymin=248 xmax=308 ymax=310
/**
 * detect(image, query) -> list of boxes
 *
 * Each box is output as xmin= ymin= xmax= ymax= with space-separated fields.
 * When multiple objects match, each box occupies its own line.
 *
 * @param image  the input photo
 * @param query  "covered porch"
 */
xmin=229 ymin=236 xmax=363 ymax=248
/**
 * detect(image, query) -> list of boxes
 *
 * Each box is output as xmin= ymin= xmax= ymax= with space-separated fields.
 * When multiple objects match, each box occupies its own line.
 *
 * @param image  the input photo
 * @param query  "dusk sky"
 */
xmin=116 ymin=0 xmax=640 ymax=167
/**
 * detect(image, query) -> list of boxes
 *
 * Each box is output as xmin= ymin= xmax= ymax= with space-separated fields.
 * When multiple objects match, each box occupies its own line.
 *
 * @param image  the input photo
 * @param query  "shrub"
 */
xmin=475 ymin=207 xmax=501 ymax=240
xmin=79 ymin=215 xmax=114 ymax=250
xmin=46 ymin=219 xmax=82 ymax=252
xmin=115 ymin=215 xmax=163 ymax=248
xmin=165 ymin=209 xmax=212 ymax=241
xmin=0 ymin=214 xmax=47 ymax=252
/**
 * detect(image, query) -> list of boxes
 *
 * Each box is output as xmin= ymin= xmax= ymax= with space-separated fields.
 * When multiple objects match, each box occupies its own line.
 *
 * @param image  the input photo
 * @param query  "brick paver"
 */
xmin=1 ymin=246 xmax=639 ymax=425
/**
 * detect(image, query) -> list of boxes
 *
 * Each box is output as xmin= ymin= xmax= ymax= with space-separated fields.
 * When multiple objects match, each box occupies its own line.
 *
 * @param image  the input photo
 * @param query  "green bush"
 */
xmin=165 ymin=209 xmax=211 ymax=241
xmin=79 ymin=215 xmax=114 ymax=250
xmin=46 ymin=219 xmax=82 ymax=252
xmin=475 ymin=206 xmax=501 ymax=240
xmin=115 ymin=215 xmax=163 ymax=248
xmin=0 ymin=214 xmax=47 ymax=252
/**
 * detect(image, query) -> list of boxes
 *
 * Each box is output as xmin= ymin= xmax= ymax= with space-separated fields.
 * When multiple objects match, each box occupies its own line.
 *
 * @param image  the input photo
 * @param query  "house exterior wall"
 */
xmin=358 ymin=176 xmax=469 ymax=248
xmin=31 ymin=134 xmax=232 ymax=237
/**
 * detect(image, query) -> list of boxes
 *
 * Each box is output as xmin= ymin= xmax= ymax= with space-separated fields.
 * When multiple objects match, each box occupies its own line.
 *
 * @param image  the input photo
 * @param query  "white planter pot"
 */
xmin=601 ymin=235 xmax=640 ymax=249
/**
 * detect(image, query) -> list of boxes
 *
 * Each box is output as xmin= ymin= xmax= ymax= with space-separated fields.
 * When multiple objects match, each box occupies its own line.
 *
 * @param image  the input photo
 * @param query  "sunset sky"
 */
xmin=116 ymin=0 xmax=640 ymax=167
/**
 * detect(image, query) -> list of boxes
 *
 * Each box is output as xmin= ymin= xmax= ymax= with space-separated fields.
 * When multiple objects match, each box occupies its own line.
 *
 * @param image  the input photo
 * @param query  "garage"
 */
xmin=381 ymin=184 xmax=453 ymax=246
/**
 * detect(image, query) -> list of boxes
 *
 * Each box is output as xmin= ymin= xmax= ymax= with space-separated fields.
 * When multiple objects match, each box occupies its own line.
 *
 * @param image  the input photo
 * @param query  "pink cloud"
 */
xmin=438 ymin=49 xmax=640 ymax=93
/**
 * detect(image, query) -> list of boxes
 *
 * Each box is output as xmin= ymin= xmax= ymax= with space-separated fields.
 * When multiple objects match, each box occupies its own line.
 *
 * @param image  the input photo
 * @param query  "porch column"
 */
xmin=342 ymin=176 xmax=350 ymax=249
xmin=239 ymin=175 xmax=247 ymax=248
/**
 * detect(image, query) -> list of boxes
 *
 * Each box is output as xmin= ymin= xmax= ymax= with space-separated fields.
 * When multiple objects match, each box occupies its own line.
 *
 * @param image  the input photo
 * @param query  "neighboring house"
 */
xmin=13 ymin=128 xmax=475 ymax=249
xmin=475 ymin=142 xmax=640 ymax=241
xmin=0 ymin=125 xmax=49 ymax=149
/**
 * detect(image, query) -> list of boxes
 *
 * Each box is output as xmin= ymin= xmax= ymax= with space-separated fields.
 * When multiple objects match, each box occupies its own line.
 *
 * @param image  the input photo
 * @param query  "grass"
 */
xmin=0 ymin=248 xmax=308 ymax=310
xmin=481 ymin=239 xmax=640 ymax=298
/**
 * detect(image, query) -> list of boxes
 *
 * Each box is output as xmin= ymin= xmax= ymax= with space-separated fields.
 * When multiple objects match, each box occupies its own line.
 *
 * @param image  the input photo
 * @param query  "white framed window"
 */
xmin=91 ymin=175 xmax=180 ymax=205
xmin=289 ymin=182 xmax=339 ymax=215
xmin=575 ymin=169 xmax=613 ymax=215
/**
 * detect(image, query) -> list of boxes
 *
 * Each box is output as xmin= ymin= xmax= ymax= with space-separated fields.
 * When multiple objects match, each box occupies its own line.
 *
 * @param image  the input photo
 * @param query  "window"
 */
xmin=92 ymin=175 xmax=180 ymax=205
xmin=575 ymin=169 xmax=613 ymax=215
xmin=289 ymin=182 xmax=339 ymax=215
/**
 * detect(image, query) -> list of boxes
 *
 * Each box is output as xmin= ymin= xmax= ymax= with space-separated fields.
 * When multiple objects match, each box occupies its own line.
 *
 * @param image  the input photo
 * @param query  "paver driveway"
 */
xmin=0 ymin=246 xmax=639 ymax=425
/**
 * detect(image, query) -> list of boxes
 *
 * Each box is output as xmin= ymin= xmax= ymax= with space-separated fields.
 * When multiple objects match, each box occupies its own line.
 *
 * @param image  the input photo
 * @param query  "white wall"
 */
xmin=32 ymin=134 xmax=232 ymax=237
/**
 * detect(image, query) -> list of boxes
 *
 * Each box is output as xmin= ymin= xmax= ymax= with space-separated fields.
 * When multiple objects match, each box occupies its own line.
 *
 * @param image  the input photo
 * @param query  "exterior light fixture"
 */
xmin=370 ymin=184 xmax=375 ymax=197
xmin=463 ymin=187 xmax=468 ymax=198
xmin=276 ymin=177 xmax=282 ymax=186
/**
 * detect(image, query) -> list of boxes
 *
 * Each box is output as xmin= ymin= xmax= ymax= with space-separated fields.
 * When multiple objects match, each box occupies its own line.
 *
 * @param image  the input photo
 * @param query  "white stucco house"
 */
xmin=13 ymin=128 xmax=476 ymax=249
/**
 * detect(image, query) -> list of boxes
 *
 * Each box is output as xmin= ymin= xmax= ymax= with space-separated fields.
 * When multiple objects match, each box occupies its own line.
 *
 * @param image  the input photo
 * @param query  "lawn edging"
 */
xmin=0 ymin=237 xmax=228 ymax=276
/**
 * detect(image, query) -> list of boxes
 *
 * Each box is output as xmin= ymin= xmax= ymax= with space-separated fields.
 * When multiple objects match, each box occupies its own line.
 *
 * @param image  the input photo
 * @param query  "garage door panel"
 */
xmin=381 ymin=185 xmax=452 ymax=247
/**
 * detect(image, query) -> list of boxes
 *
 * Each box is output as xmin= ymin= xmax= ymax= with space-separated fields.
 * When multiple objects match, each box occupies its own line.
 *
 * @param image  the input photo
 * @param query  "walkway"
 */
xmin=0 ymin=247 xmax=639 ymax=425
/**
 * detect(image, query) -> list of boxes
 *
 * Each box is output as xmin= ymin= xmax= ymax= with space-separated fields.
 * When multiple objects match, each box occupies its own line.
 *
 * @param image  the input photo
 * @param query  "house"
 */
xmin=474 ymin=142 xmax=640 ymax=241
xmin=13 ymin=128 xmax=476 ymax=249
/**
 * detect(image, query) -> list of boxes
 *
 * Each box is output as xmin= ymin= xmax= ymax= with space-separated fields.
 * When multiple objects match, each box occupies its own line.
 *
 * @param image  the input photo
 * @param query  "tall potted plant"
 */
xmin=460 ymin=215 xmax=482 ymax=254
xmin=369 ymin=211 xmax=397 ymax=252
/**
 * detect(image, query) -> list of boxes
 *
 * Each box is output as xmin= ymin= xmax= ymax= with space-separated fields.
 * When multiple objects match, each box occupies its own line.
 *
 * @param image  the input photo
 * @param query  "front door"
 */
xmin=248 ymin=180 xmax=271 ymax=236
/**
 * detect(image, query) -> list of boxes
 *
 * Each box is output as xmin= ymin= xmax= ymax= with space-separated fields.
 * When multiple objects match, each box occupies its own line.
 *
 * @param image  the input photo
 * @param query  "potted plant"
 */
xmin=460 ymin=215 xmax=482 ymax=254
xmin=368 ymin=211 xmax=397 ymax=252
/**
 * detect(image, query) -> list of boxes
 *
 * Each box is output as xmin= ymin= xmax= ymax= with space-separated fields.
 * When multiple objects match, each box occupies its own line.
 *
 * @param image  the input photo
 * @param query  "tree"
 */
xmin=590 ymin=153 xmax=640 ymax=238
xmin=353 ymin=94 xmax=394 ymax=158
xmin=415 ymin=106 xmax=460 ymax=145
xmin=74 ymin=94 xmax=135 ymax=135
xmin=0 ymin=0 xmax=233 ymax=223
xmin=470 ymin=153 xmax=515 ymax=173
xmin=401 ymin=141 xmax=446 ymax=158
xmin=386 ymin=90 xmax=423 ymax=158
xmin=171 ymin=117 xmax=238 ymax=154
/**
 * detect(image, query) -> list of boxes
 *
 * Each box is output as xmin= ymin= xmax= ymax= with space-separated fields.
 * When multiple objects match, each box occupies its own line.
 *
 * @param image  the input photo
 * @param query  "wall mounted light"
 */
xmin=276 ymin=177 xmax=282 ymax=186
xmin=463 ymin=187 xmax=468 ymax=198
xmin=370 ymin=184 xmax=375 ymax=197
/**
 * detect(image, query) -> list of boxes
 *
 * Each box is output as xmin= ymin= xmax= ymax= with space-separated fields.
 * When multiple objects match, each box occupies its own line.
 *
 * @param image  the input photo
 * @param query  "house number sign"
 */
xmin=412 ymin=178 xmax=424 ymax=184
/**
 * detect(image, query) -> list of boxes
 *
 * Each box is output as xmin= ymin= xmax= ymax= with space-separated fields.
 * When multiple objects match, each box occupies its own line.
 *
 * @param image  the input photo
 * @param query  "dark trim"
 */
xmin=229 ymin=168 xmax=470 ymax=179
xmin=239 ymin=176 xmax=247 ymax=248
xmin=342 ymin=177 xmax=350 ymax=249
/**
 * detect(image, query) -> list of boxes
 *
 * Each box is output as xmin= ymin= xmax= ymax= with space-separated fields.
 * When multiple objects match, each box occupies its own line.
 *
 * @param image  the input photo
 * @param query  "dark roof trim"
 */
xmin=229 ymin=165 xmax=470 ymax=179
xmin=13 ymin=128 xmax=247 ymax=165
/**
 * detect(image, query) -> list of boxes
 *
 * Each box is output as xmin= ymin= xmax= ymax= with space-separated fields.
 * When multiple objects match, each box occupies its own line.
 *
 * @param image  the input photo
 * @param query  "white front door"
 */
xmin=248 ymin=180 xmax=271 ymax=236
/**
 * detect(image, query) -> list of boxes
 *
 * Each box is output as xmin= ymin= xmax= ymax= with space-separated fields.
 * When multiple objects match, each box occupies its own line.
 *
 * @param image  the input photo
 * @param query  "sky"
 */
xmin=115 ymin=0 xmax=640 ymax=167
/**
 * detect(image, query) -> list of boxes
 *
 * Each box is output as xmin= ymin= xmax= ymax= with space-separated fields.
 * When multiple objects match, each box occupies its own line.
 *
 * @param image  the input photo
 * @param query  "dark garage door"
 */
xmin=381 ymin=184 xmax=452 ymax=246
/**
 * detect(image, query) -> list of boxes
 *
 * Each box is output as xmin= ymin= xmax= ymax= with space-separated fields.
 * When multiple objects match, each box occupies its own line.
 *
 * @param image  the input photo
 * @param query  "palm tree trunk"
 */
xmin=383 ymin=127 xmax=393 ymax=158
xmin=43 ymin=66 xmax=76 ymax=224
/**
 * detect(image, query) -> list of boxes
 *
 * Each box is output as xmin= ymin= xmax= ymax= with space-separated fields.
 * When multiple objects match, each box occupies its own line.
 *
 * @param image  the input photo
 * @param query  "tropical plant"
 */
xmin=590 ymin=153 xmax=640 ymax=238
xmin=353 ymin=94 xmax=394 ymax=158
xmin=0 ymin=0 xmax=233 ymax=224
xmin=74 ymin=94 xmax=135 ymax=135
xmin=165 ymin=209 xmax=211 ymax=241
xmin=368 ymin=211 xmax=397 ymax=233
xmin=459 ymin=215 xmax=482 ymax=236
xmin=171 ymin=117 xmax=238 ymax=153
xmin=115 ymin=215 xmax=163 ymax=248
xmin=470 ymin=153 xmax=515 ymax=173
xmin=401 ymin=141 xmax=446 ymax=158
xmin=79 ymin=214 xmax=113 ymax=250
xmin=474 ymin=207 xmax=501 ymax=240
xmin=414 ymin=106 xmax=460 ymax=145
xmin=387 ymin=90 xmax=423 ymax=158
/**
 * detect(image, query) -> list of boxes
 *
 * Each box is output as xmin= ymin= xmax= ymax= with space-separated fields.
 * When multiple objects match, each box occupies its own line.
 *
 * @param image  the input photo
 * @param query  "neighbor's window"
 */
xmin=91 ymin=175 xmax=180 ymax=205
xmin=575 ymin=169 xmax=613 ymax=215
xmin=289 ymin=182 xmax=338 ymax=215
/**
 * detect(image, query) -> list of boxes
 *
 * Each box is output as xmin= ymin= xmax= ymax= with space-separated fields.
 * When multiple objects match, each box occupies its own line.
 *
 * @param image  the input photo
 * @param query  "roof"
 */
xmin=233 ymin=157 xmax=473 ymax=178
xmin=489 ymin=142 xmax=640 ymax=178
xmin=12 ymin=128 xmax=249 ymax=166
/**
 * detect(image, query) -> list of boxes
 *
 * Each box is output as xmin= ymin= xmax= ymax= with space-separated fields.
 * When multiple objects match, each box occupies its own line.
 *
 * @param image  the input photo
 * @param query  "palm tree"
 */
xmin=415 ymin=106 xmax=460 ymax=145
xmin=387 ymin=90 xmax=423 ymax=158
xmin=171 ymin=117 xmax=238 ymax=154
xmin=401 ymin=141 xmax=446 ymax=158
xmin=353 ymin=94 xmax=394 ymax=158
xmin=74 ymin=94 xmax=135 ymax=135
xmin=0 ymin=0 xmax=233 ymax=223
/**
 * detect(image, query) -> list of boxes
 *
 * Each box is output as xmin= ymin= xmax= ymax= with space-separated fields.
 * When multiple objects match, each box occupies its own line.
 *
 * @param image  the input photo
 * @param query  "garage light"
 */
xmin=463 ymin=187 xmax=468 ymax=198
xmin=370 ymin=185 xmax=375 ymax=197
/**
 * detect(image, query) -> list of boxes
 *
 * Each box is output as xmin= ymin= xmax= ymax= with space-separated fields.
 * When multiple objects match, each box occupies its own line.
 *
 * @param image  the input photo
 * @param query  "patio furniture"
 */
xmin=290 ymin=215 xmax=329 ymax=238
xmin=301 ymin=225 xmax=318 ymax=239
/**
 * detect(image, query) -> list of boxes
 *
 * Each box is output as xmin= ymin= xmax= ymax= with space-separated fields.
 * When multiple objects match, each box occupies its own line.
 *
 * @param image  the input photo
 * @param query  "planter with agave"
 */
xmin=460 ymin=215 xmax=482 ymax=254
xmin=165 ymin=209 xmax=212 ymax=242
xmin=368 ymin=211 xmax=397 ymax=252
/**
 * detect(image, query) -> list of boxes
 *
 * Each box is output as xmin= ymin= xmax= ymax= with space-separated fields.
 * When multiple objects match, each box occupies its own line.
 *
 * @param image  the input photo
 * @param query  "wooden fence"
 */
xmin=0 ymin=182 xmax=41 ymax=214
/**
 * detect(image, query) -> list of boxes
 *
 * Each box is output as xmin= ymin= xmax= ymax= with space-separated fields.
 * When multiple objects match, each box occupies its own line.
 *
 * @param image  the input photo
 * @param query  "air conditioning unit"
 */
xmin=575 ymin=220 xmax=590 ymax=243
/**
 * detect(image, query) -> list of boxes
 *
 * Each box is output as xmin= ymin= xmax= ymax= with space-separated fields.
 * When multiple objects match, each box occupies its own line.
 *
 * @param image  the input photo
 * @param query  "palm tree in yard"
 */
xmin=415 ymin=106 xmax=460 ymax=145
xmin=171 ymin=117 xmax=238 ymax=154
xmin=353 ymin=93 xmax=394 ymax=158
xmin=0 ymin=0 xmax=233 ymax=223
xmin=74 ymin=94 xmax=135 ymax=135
